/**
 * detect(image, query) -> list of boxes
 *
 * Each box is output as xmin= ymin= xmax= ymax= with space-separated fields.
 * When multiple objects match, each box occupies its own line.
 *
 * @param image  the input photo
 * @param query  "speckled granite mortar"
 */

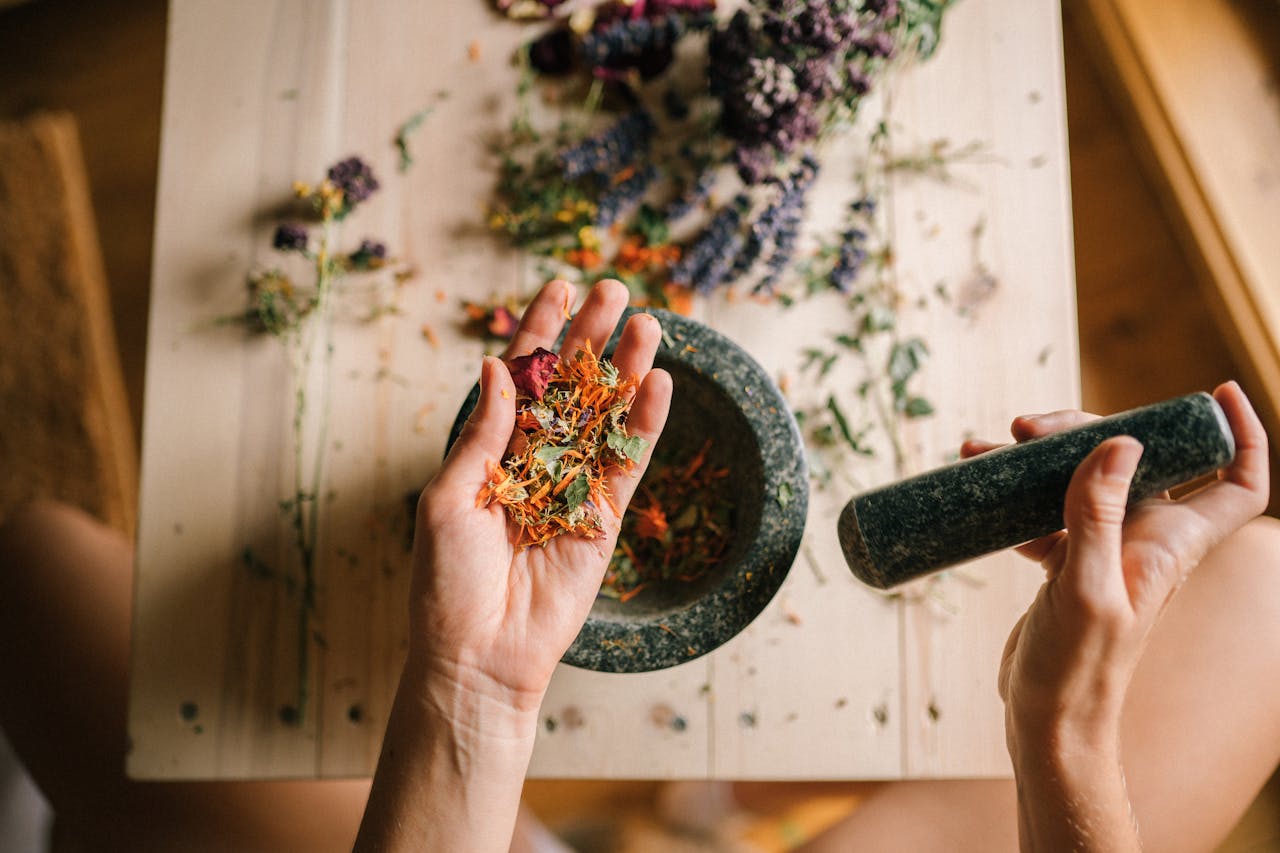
xmin=838 ymin=392 xmax=1235 ymax=589
xmin=448 ymin=307 xmax=808 ymax=673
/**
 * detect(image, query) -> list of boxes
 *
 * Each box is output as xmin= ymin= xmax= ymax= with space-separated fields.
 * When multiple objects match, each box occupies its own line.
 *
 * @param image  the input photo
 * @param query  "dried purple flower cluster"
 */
xmin=753 ymin=154 xmax=820 ymax=292
xmin=558 ymin=110 xmax=655 ymax=180
xmin=496 ymin=0 xmax=953 ymax=303
xmin=829 ymin=228 xmax=868 ymax=293
xmin=661 ymin=153 xmax=820 ymax=294
xmin=828 ymin=196 xmax=876 ymax=292
xmin=348 ymin=238 xmax=388 ymax=270
xmin=273 ymin=222 xmax=310 ymax=253
xmin=528 ymin=0 xmax=714 ymax=80
xmin=327 ymin=156 xmax=380 ymax=209
xmin=255 ymin=157 xmax=391 ymax=336
xmin=582 ymin=13 xmax=688 ymax=80
xmin=669 ymin=194 xmax=749 ymax=292
xmin=710 ymin=0 xmax=902 ymax=184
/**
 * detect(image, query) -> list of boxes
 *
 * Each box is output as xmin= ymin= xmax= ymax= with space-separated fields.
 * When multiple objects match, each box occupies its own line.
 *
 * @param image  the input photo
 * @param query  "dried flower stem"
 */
xmin=283 ymin=219 xmax=339 ymax=722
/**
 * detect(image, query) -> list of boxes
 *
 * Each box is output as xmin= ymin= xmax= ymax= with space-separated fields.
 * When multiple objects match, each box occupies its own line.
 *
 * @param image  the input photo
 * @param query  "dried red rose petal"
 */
xmin=487 ymin=306 xmax=518 ymax=339
xmin=507 ymin=347 xmax=559 ymax=400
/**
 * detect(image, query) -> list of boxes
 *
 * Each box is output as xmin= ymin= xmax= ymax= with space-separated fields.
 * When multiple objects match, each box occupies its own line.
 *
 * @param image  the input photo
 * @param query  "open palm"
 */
xmin=409 ymin=279 xmax=672 ymax=710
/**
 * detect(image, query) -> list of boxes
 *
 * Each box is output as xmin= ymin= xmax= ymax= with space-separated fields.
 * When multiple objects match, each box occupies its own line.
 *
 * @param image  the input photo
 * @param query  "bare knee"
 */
xmin=0 ymin=500 xmax=89 ymax=556
xmin=0 ymin=500 xmax=124 ymax=568
xmin=1202 ymin=515 xmax=1280 ymax=579
xmin=1188 ymin=515 xmax=1280 ymax=646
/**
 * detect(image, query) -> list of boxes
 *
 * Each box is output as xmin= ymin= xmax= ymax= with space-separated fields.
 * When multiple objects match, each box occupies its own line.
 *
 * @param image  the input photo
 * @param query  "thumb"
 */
xmin=441 ymin=356 xmax=516 ymax=483
xmin=1061 ymin=436 xmax=1144 ymax=603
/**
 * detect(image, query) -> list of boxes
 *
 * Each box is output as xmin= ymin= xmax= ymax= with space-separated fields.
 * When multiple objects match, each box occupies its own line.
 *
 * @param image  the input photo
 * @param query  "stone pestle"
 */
xmin=838 ymin=392 xmax=1236 ymax=589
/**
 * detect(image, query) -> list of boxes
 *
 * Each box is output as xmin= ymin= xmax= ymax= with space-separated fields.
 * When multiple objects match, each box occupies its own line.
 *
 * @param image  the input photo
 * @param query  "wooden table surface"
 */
xmin=129 ymin=0 xmax=1078 ymax=780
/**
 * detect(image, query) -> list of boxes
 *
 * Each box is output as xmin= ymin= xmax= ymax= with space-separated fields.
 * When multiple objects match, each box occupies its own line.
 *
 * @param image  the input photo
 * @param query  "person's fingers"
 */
xmin=1178 ymin=381 xmax=1271 ymax=543
xmin=1061 ymin=436 xmax=1144 ymax=607
xmin=560 ymin=279 xmax=630 ymax=359
xmin=1010 ymin=409 xmax=1099 ymax=442
xmin=960 ymin=439 xmax=1002 ymax=459
xmin=503 ymin=279 xmax=573 ymax=360
xmin=602 ymin=368 xmax=673 ymax=521
xmin=1014 ymin=530 xmax=1067 ymax=564
xmin=437 ymin=357 xmax=516 ymax=487
xmin=608 ymin=312 xmax=662 ymax=391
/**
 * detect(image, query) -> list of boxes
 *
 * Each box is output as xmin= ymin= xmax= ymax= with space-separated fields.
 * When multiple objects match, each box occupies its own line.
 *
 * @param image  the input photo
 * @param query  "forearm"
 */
xmin=354 ymin=657 xmax=539 ymax=853
xmin=1010 ymin=717 xmax=1141 ymax=853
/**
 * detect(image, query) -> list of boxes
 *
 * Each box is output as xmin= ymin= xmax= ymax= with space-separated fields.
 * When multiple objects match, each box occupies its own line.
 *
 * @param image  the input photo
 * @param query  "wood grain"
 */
xmin=128 ymin=0 xmax=1077 ymax=779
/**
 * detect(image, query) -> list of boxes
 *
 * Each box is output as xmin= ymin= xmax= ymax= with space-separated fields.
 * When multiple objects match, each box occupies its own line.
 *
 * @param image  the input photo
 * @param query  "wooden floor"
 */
xmin=0 ymin=0 xmax=1274 ymax=849
xmin=1062 ymin=7 xmax=1240 ymax=414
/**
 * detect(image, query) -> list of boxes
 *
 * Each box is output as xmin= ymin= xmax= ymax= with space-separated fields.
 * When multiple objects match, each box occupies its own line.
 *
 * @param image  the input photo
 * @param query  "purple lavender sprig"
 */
xmin=663 ymin=165 xmax=717 ymax=221
xmin=670 ymin=193 xmax=750 ymax=292
xmin=557 ymin=110 xmax=655 ymax=180
xmin=595 ymin=165 xmax=658 ymax=227
xmin=829 ymin=228 xmax=868 ymax=293
xmin=754 ymin=154 xmax=821 ymax=292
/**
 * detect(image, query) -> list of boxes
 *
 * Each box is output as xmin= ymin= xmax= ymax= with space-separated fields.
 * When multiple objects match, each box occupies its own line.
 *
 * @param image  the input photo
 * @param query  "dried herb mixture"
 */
xmin=603 ymin=439 xmax=733 ymax=602
xmin=479 ymin=345 xmax=651 ymax=549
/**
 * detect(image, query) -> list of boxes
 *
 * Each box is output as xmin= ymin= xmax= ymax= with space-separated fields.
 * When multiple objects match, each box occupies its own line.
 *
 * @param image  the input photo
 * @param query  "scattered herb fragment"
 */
xmin=602 ymin=439 xmax=732 ymax=602
xmin=394 ymin=107 xmax=432 ymax=172
xmin=462 ymin=297 xmax=522 ymax=341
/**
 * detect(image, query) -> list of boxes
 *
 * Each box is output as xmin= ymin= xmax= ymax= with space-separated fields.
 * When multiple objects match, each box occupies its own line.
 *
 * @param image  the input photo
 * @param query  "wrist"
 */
xmin=1008 ymin=711 xmax=1139 ymax=853
xmin=355 ymin=653 xmax=540 ymax=853
xmin=1005 ymin=675 xmax=1126 ymax=761
xmin=402 ymin=650 xmax=544 ymax=744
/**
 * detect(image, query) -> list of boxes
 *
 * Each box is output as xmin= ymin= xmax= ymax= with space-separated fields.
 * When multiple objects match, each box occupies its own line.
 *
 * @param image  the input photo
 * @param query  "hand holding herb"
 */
xmin=356 ymin=279 xmax=671 ymax=853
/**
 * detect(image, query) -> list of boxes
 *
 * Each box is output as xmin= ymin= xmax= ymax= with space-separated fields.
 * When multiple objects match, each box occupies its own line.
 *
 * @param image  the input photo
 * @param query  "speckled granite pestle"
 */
xmin=838 ymin=392 xmax=1236 ymax=589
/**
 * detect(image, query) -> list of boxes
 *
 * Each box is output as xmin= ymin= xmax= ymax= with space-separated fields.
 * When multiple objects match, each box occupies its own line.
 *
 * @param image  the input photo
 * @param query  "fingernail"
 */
xmin=1103 ymin=436 xmax=1143 ymax=477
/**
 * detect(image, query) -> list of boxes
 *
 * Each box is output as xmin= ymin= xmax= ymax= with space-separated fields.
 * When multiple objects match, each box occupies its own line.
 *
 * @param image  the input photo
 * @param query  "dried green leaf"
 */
xmin=563 ymin=474 xmax=589 ymax=511
xmin=888 ymin=337 xmax=929 ymax=385
xmin=607 ymin=430 xmax=649 ymax=463
xmin=826 ymin=395 xmax=874 ymax=456
xmin=862 ymin=305 xmax=896 ymax=333
xmin=903 ymin=397 xmax=934 ymax=418
xmin=534 ymin=445 xmax=571 ymax=481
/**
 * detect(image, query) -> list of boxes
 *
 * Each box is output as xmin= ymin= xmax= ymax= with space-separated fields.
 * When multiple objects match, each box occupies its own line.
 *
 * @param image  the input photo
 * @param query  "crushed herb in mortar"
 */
xmin=478 ymin=345 xmax=649 ymax=549
xmin=602 ymin=439 xmax=733 ymax=602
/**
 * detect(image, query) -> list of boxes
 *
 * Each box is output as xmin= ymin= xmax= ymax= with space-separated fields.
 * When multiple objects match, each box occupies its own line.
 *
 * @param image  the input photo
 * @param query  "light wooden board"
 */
xmin=129 ymin=0 xmax=1077 ymax=779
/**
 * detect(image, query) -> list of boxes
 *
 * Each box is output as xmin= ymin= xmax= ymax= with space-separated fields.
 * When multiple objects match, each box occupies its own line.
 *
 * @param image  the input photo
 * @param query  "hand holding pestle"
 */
xmin=837 ymin=392 xmax=1236 ymax=589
